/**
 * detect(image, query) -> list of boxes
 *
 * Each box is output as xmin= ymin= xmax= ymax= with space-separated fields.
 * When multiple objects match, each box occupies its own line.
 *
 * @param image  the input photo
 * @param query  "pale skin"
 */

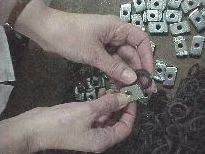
xmin=0 ymin=0 xmax=157 ymax=153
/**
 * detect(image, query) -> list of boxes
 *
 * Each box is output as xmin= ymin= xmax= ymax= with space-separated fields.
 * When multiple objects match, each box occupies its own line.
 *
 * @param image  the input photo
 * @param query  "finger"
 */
xmin=90 ymin=103 xmax=137 ymax=151
xmin=94 ymin=48 xmax=137 ymax=84
xmin=111 ymin=24 xmax=153 ymax=73
xmin=89 ymin=93 xmax=129 ymax=117
xmin=98 ymin=88 xmax=106 ymax=98
xmin=117 ymin=45 xmax=142 ymax=70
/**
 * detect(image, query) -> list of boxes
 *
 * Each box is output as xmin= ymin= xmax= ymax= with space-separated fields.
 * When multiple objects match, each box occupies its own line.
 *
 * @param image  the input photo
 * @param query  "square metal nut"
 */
xmin=153 ymin=60 xmax=167 ymax=82
xmin=120 ymin=3 xmax=132 ymax=22
xmin=170 ymin=21 xmax=191 ymax=35
xmin=144 ymin=10 xmax=163 ymax=22
xmin=133 ymin=0 xmax=147 ymax=13
xmin=165 ymin=10 xmax=182 ymax=23
xmin=163 ymin=66 xmax=178 ymax=87
xmin=147 ymin=0 xmax=166 ymax=10
xmin=167 ymin=0 xmax=182 ymax=9
xmin=148 ymin=22 xmax=168 ymax=34
xmin=189 ymin=9 xmax=205 ymax=32
xmin=190 ymin=35 xmax=205 ymax=56
xmin=200 ymin=8 xmax=205 ymax=17
xmin=131 ymin=14 xmax=146 ymax=31
xmin=173 ymin=36 xmax=189 ymax=57
xmin=181 ymin=0 xmax=201 ymax=14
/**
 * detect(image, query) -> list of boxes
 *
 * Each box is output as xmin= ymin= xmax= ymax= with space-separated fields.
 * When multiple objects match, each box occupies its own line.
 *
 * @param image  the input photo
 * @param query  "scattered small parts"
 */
xmin=153 ymin=60 xmax=177 ymax=87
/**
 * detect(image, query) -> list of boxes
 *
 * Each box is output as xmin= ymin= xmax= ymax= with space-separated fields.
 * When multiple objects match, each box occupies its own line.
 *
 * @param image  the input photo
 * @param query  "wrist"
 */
xmin=14 ymin=0 xmax=51 ymax=48
xmin=0 ymin=108 xmax=44 ymax=153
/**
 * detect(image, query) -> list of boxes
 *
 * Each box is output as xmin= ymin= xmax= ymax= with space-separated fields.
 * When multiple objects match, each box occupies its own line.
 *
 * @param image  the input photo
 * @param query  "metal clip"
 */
xmin=119 ymin=69 xmax=152 ymax=105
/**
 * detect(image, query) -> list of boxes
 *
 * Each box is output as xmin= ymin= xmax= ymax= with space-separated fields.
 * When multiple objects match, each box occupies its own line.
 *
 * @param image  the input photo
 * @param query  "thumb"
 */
xmin=90 ymin=93 xmax=129 ymax=117
xmin=94 ymin=49 xmax=137 ymax=85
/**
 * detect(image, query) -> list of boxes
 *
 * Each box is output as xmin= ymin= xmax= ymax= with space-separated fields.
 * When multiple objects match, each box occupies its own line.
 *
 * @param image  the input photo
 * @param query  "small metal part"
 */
xmin=190 ymin=35 xmax=205 ymax=56
xmin=150 ymin=41 xmax=156 ymax=54
xmin=167 ymin=0 xmax=182 ymax=9
xmin=131 ymin=14 xmax=145 ymax=31
xmin=200 ymin=8 xmax=205 ymax=17
xmin=189 ymin=9 xmax=205 ymax=32
xmin=120 ymin=3 xmax=132 ymax=22
xmin=144 ymin=10 xmax=163 ymax=22
xmin=120 ymin=84 xmax=149 ymax=105
xmin=170 ymin=21 xmax=191 ymax=35
xmin=148 ymin=22 xmax=168 ymax=34
xmin=153 ymin=60 xmax=167 ymax=82
xmin=147 ymin=0 xmax=166 ymax=10
xmin=173 ymin=36 xmax=189 ymax=57
xmin=165 ymin=10 xmax=182 ymax=23
xmin=181 ymin=0 xmax=201 ymax=14
xmin=163 ymin=66 xmax=178 ymax=87
xmin=133 ymin=0 xmax=147 ymax=13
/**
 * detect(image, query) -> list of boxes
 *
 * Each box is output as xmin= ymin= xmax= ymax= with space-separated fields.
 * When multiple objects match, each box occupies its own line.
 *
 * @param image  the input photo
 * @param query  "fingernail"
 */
xmin=121 ymin=69 xmax=137 ymax=84
xmin=117 ymin=93 xmax=129 ymax=108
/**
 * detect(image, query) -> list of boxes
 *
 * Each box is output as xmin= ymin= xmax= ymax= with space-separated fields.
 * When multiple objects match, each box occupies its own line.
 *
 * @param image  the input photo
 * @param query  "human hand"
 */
xmin=15 ymin=1 xmax=156 ymax=91
xmin=26 ymin=93 xmax=136 ymax=153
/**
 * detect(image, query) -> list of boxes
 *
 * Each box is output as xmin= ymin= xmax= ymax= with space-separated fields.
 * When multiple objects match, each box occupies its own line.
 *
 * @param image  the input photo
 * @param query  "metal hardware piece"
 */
xmin=181 ymin=0 xmax=201 ymax=14
xmin=120 ymin=3 xmax=132 ymax=22
xmin=173 ymin=36 xmax=189 ymax=57
xmin=120 ymin=84 xmax=149 ymax=105
xmin=153 ymin=60 xmax=167 ymax=82
xmin=167 ymin=0 xmax=182 ymax=9
xmin=170 ymin=21 xmax=191 ymax=35
xmin=150 ymin=41 xmax=156 ymax=54
xmin=190 ymin=35 xmax=205 ymax=56
xmin=148 ymin=22 xmax=168 ymax=34
xmin=200 ymin=8 xmax=205 ymax=17
xmin=133 ymin=0 xmax=147 ymax=13
xmin=189 ymin=9 xmax=205 ymax=32
xmin=131 ymin=14 xmax=145 ymax=31
xmin=163 ymin=66 xmax=178 ymax=87
xmin=147 ymin=0 xmax=166 ymax=10
xmin=165 ymin=10 xmax=182 ymax=23
xmin=144 ymin=10 xmax=163 ymax=22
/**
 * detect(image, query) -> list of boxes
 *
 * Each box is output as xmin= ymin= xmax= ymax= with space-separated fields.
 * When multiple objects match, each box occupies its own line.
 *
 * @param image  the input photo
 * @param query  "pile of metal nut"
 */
xmin=120 ymin=0 xmax=205 ymax=87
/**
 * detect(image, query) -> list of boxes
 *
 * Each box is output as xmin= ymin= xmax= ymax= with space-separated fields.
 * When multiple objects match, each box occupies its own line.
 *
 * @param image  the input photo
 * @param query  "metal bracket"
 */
xmin=133 ymin=0 xmax=147 ymax=13
xmin=165 ymin=10 xmax=182 ymax=23
xmin=170 ymin=21 xmax=191 ymax=35
xmin=181 ymin=0 xmax=201 ymax=14
xmin=200 ymin=8 xmax=205 ymax=17
xmin=167 ymin=0 xmax=182 ymax=9
xmin=148 ymin=22 xmax=168 ymax=34
xmin=173 ymin=36 xmax=189 ymax=57
xmin=120 ymin=3 xmax=132 ymax=22
xmin=131 ymin=14 xmax=145 ymax=31
xmin=163 ymin=66 xmax=178 ymax=87
xmin=189 ymin=9 xmax=205 ymax=32
xmin=153 ymin=60 xmax=167 ymax=82
xmin=190 ymin=35 xmax=205 ymax=57
xmin=120 ymin=84 xmax=149 ymax=105
xmin=147 ymin=0 xmax=166 ymax=10
xmin=144 ymin=10 xmax=163 ymax=22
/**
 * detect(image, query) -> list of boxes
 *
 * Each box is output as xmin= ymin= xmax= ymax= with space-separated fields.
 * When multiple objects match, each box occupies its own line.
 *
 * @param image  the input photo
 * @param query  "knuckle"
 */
xmin=83 ymin=51 xmax=101 ymax=66
xmin=106 ymin=60 xmax=122 ymax=76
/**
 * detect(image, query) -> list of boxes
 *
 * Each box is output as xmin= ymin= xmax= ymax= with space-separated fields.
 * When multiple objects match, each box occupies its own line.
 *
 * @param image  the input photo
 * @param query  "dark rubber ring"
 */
xmin=135 ymin=69 xmax=152 ymax=89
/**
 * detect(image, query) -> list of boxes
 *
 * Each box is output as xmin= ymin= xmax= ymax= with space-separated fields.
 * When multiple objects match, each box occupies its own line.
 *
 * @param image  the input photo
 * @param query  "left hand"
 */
xmin=15 ymin=0 xmax=156 ymax=92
